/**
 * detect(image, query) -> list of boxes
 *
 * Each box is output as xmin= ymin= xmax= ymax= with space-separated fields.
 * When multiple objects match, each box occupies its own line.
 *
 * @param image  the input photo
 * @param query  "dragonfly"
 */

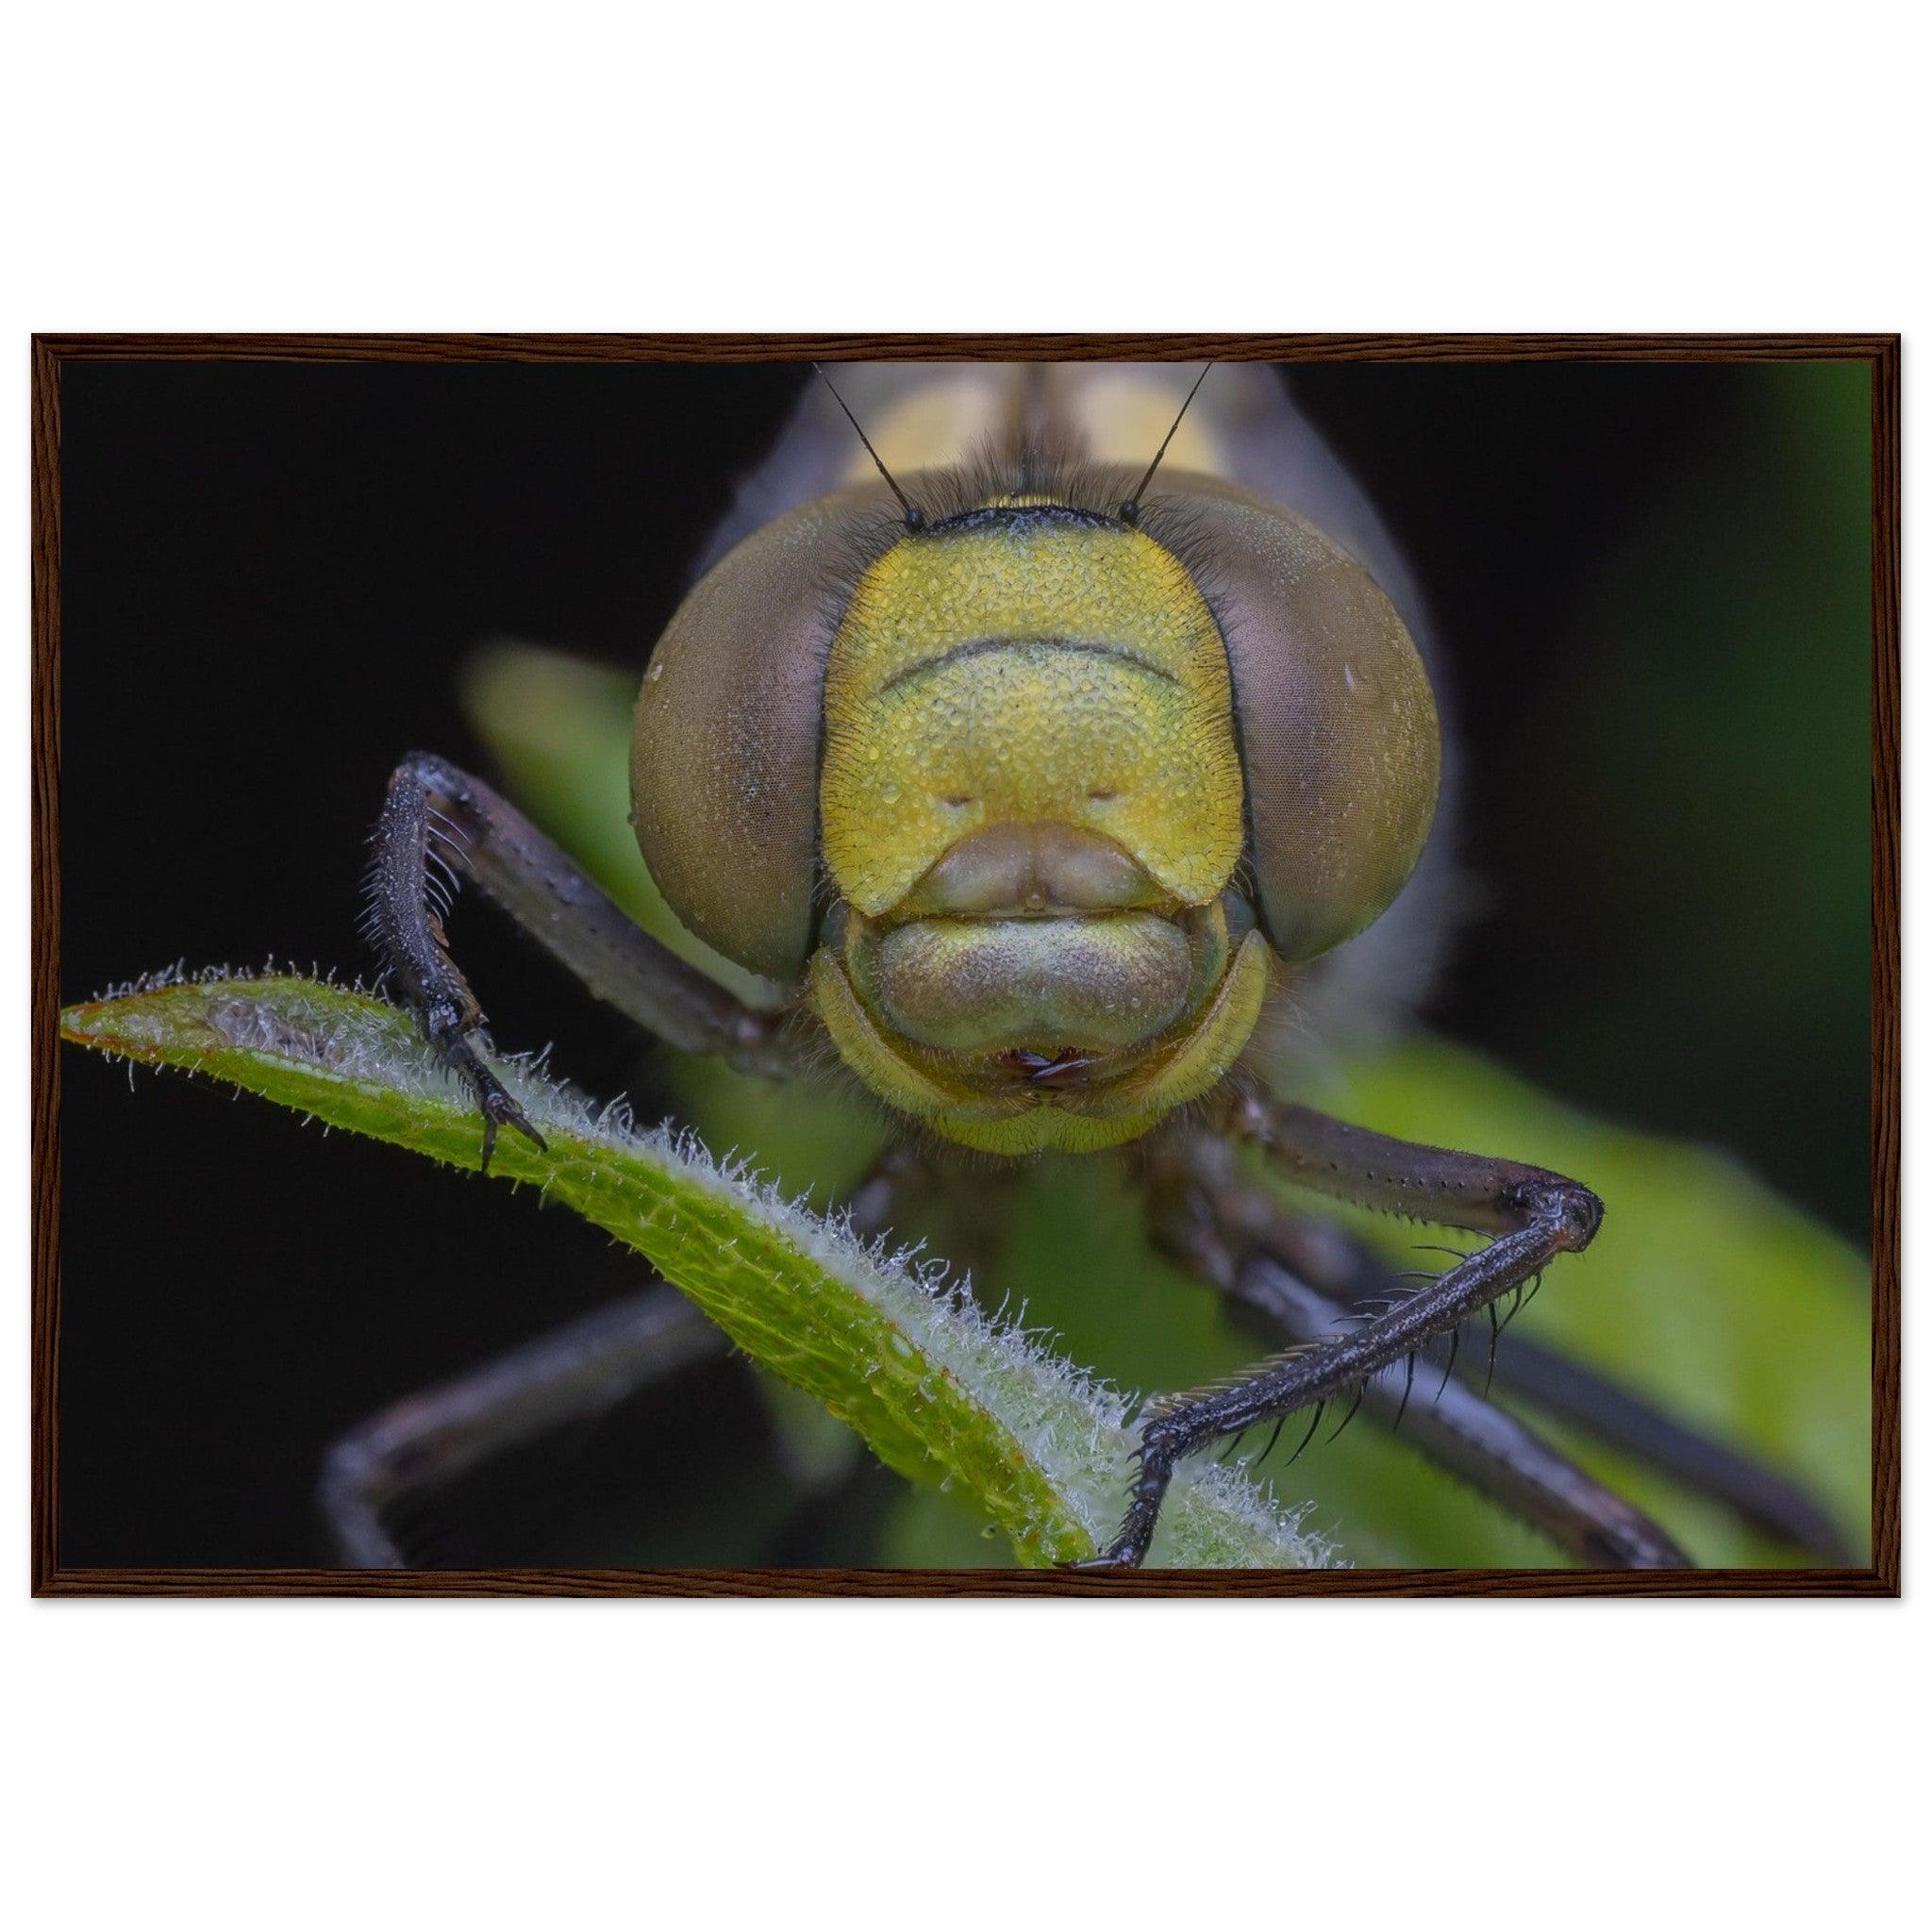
xmin=327 ymin=358 xmax=1848 ymax=1571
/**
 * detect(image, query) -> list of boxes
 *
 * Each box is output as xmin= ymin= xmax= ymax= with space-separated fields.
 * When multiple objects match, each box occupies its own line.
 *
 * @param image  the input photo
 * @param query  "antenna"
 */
xmin=1119 ymin=362 xmax=1214 ymax=525
xmin=812 ymin=362 xmax=924 ymax=528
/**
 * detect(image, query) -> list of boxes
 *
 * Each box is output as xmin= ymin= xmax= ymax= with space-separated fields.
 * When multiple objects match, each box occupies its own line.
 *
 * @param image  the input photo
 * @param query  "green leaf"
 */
xmin=60 ymin=974 xmax=1332 ymax=1571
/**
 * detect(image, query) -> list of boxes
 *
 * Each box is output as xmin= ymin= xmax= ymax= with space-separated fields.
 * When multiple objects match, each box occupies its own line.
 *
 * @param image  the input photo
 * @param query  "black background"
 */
xmin=57 ymin=358 xmax=1871 ymax=1563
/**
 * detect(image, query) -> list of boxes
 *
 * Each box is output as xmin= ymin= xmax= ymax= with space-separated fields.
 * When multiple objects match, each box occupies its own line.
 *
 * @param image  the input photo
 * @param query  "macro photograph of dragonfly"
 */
xmin=40 ymin=341 xmax=1888 ymax=1587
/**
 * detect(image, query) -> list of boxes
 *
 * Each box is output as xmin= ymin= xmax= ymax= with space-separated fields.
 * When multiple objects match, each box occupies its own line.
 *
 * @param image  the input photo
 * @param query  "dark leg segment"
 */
xmin=318 ymin=1286 xmax=724 ymax=1567
xmin=1240 ymin=1252 xmax=1688 ymax=1566
xmin=368 ymin=752 xmax=791 ymax=1165
xmin=1148 ymin=1139 xmax=1688 ymax=1567
xmin=318 ymin=1136 xmax=949 ymax=1569
xmin=1483 ymin=1336 xmax=1853 ymax=1561
xmin=1191 ymin=1131 xmax=1852 ymax=1561
xmin=1078 ymin=1095 xmax=1608 ymax=1569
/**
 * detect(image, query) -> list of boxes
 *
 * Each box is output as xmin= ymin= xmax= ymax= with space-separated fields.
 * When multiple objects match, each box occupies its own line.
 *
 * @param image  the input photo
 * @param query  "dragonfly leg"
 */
xmin=1181 ymin=1118 xmax=1853 ymax=1561
xmin=367 ymin=751 xmax=791 ymax=1168
xmin=1142 ymin=1133 xmax=1690 ymax=1566
xmin=1479 ymin=1336 xmax=1855 ymax=1561
xmin=1074 ymin=1095 xmax=1609 ymax=1570
xmin=318 ymin=1286 xmax=724 ymax=1567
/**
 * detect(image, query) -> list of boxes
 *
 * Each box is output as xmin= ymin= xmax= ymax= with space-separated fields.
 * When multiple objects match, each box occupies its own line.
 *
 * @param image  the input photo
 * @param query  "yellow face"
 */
xmin=633 ymin=441 xmax=1441 ymax=1159
xmin=809 ymin=503 xmax=1270 ymax=1153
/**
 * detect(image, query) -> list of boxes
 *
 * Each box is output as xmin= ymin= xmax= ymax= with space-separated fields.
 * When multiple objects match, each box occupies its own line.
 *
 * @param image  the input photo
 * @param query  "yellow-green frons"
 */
xmin=819 ymin=517 xmax=1245 ymax=919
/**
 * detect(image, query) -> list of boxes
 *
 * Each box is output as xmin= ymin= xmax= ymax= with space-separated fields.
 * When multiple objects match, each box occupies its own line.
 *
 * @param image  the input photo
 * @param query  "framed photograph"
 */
xmin=32 ymin=335 xmax=1899 ymax=1594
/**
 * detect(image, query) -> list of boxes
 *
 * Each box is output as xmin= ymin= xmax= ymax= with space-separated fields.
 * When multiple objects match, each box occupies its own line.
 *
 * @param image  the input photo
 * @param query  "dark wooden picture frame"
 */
xmin=29 ymin=332 xmax=1901 ymax=1597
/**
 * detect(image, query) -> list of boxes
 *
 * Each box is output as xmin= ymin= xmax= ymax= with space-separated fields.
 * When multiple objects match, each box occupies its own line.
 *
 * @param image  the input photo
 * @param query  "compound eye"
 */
xmin=1163 ymin=484 xmax=1441 ymax=962
xmin=629 ymin=481 xmax=903 ymax=981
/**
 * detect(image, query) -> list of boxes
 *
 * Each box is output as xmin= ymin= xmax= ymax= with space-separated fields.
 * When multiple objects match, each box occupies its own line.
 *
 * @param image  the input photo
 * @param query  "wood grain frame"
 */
xmin=29 ymin=332 xmax=1902 ymax=1598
